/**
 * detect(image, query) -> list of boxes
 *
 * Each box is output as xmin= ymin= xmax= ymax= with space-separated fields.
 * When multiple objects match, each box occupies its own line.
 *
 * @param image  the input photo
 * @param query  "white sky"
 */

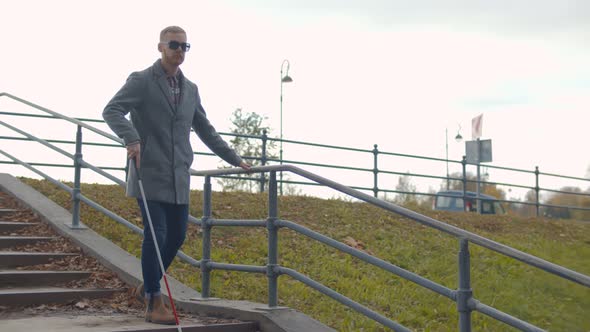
xmin=1 ymin=0 xmax=589 ymax=199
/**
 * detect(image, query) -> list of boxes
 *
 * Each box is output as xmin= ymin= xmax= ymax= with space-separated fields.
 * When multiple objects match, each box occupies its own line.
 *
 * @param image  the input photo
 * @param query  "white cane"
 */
xmin=132 ymin=159 xmax=182 ymax=331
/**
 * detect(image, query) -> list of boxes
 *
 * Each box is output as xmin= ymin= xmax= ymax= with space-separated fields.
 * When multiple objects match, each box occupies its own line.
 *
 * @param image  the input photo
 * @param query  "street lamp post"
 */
xmin=446 ymin=125 xmax=463 ymax=190
xmin=280 ymin=59 xmax=293 ymax=195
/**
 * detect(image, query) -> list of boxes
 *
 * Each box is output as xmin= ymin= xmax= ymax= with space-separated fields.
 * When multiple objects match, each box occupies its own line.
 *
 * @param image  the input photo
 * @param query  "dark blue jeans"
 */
xmin=137 ymin=199 xmax=188 ymax=295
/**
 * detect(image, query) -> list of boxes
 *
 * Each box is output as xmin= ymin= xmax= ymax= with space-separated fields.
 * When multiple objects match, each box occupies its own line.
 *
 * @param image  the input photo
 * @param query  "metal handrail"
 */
xmin=193 ymin=165 xmax=590 ymax=289
xmin=0 ymin=92 xmax=121 ymax=144
xmin=193 ymin=166 xmax=590 ymax=331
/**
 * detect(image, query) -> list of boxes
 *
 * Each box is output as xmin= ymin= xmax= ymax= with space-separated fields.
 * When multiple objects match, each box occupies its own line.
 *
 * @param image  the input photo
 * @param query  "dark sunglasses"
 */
xmin=166 ymin=40 xmax=191 ymax=52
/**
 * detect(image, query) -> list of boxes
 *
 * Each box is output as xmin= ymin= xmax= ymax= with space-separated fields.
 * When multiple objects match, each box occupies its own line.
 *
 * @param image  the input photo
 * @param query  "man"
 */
xmin=103 ymin=26 xmax=250 ymax=324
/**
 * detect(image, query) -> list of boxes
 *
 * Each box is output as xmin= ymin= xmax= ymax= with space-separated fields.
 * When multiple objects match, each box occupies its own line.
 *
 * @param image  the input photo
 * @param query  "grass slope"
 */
xmin=20 ymin=178 xmax=590 ymax=332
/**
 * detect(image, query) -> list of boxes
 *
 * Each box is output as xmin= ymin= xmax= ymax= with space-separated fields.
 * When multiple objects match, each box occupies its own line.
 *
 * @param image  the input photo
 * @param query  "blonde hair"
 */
xmin=160 ymin=26 xmax=186 ymax=41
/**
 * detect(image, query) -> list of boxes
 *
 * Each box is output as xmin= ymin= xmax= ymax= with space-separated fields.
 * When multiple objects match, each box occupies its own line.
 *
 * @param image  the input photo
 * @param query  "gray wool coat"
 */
xmin=103 ymin=60 xmax=242 ymax=204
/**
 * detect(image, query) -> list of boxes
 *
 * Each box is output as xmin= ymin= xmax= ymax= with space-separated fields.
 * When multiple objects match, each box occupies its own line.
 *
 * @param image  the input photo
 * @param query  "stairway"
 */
xmin=0 ymin=192 xmax=260 ymax=332
xmin=0 ymin=207 xmax=124 ymax=307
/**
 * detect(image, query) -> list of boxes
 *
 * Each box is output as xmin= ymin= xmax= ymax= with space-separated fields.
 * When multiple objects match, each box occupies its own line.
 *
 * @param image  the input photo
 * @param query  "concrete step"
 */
xmin=0 ymin=314 xmax=260 ymax=332
xmin=0 ymin=287 xmax=125 ymax=306
xmin=0 ymin=221 xmax=39 ymax=233
xmin=0 ymin=236 xmax=57 ymax=249
xmin=112 ymin=321 xmax=260 ymax=332
xmin=0 ymin=270 xmax=92 ymax=287
xmin=0 ymin=208 xmax=18 ymax=216
xmin=0 ymin=251 xmax=78 ymax=268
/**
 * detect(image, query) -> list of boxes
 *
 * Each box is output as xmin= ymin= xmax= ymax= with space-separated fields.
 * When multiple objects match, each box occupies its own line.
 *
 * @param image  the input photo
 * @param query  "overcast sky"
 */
xmin=1 ymin=0 xmax=589 ymax=197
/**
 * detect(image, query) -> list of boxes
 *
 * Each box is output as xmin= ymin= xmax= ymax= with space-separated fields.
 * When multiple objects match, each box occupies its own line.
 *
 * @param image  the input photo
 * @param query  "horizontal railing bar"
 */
xmin=194 ymin=165 xmax=590 ymax=288
xmin=493 ymin=197 xmax=590 ymax=211
xmin=491 ymin=198 xmax=534 ymax=206
xmin=277 ymin=219 xmax=456 ymax=300
xmin=279 ymin=267 xmax=411 ymax=332
xmin=209 ymin=219 xmax=267 ymax=227
xmin=196 ymin=153 xmax=263 ymax=163
xmin=176 ymin=252 xmax=201 ymax=267
xmin=208 ymin=262 xmax=267 ymax=274
xmin=0 ymin=135 xmax=122 ymax=148
xmin=539 ymin=171 xmax=590 ymax=182
xmin=194 ymin=151 xmax=214 ymax=157
xmin=273 ymin=158 xmax=373 ymax=173
xmin=77 ymin=194 xmax=143 ymax=235
xmin=280 ymin=179 xmax=375 ymax=193
xmin=204 ymin=174 xmax=263 ymax=182
xmin=188 ymin=215 xmax=201 ymax=225
xmin=262 ymin=136 xmax=374 ymax=154
xmin=0 ymin=149 xmax=72 ymax=193
xmin=77 ymin=117 xmax=104 ymax=123
xmin=79 ymin=159 xmax=125 ymax=186
xmin=393 ymin=189 xmax=437 ymax=197
xmin=378 ymin=169 xmax=449 ymax=181
xmin=0 ymin=110 xmax=105 ymax=123
xmin=540 ymin=187 xmax=590 ymax=196
xmin=380 ymin=150 xmax=462 ymax=165
xmin=0 ymin=110 xmax=63 ymax=120
xmin=217 ymin=131 xmax=267 ymax=140
xmin=536 ymin=202 xmax=590 ymax=212
xmin=484 ymin=163 xmax=536 ymax=174
xmin=349 ymin=185 xmax=380 ymax=193
xmin=432 ymin=190 xmax=590 ymax=211
xmin=378 ymin=189 xmax=436 ymax=197
xmin=469 ymin=299 xmax=545 ymax=332
xmin=0 ymin=120 xmax=74 ymax=159
xmin=0 ymin=160 xmax=125 ymax=171
xmin=480 ymin=180 xmax=534 ymax=190
xmin=0 ymin=93 xmax=122 ymax=144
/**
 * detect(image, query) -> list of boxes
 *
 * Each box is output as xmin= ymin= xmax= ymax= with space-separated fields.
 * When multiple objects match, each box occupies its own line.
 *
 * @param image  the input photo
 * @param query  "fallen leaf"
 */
xmin=75 ymin=301 xmax=89 ymax=309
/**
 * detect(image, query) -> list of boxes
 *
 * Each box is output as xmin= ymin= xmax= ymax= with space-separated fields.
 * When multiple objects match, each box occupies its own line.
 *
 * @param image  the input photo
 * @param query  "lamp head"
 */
xmin=281 ymin=59 xmax=293 ymax=83
xmin=455 ymin=124 xmax=463 ymax=142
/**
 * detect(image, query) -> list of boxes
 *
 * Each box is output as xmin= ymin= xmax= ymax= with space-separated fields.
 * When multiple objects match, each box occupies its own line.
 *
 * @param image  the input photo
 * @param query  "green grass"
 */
xmin=20 ymin=178 xmax=590 ymax=331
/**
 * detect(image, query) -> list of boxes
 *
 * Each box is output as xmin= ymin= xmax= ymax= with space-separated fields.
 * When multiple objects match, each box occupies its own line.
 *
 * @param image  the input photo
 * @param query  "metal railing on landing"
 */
xmin=0 ymin=92 xmax=589 ymax=330
xmin=193 ymin=165 xmax=590 ymax=332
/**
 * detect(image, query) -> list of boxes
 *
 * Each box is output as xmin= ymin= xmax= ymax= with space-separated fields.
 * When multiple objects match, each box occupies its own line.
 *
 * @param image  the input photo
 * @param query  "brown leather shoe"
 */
xmin=145 ymin=295 xmax=176 ymax=325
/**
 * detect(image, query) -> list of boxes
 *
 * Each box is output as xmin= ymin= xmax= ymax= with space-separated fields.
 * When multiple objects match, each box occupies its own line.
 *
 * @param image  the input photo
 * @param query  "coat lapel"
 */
xmin=157 ymin=75 xmax=176 ymax=115
xmin=177 ymin=72 xmax=189 ymax=111
xmin=153 ymin=60 xmax=175 ymax=115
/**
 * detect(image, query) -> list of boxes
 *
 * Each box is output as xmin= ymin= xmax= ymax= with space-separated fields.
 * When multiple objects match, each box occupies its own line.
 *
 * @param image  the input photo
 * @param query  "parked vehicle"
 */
xmin=433 ymin=190 xmax=505 ymax=214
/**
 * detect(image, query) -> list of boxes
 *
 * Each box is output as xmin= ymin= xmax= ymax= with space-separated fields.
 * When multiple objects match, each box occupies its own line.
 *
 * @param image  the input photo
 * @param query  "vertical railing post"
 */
xmin=267 ymin=171 xmax=279 ymax=307
xmin=457 ymin=239 xmax=473 ymax=332
xmin=68 ymin=125 xmax=86 ymax=229
xmin=534 ymin=166 xmax=540 ymax=217
xmin=462 ymin=156 xmax=467 ymax=212
xmin=201 ymin=176 xmax=212 ymax=298
xmin=372 ymin=144 xmax=379 ymax=198
xmin=260 ymin=129 xmax=268 ymax=193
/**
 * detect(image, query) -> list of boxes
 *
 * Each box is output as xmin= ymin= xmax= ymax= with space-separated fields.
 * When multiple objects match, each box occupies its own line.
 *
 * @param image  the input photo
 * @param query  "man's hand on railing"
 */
xmin=239 ymin=161 xmax=252 ymax=172
xmin=127 ymin=141 xmax=141 ymax=169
